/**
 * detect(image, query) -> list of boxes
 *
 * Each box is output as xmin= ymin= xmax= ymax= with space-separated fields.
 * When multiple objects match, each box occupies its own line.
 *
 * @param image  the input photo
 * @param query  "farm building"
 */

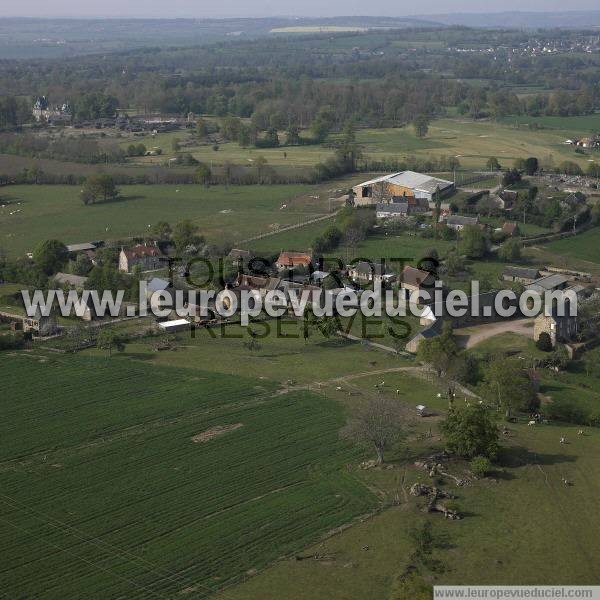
xmin=347 ymin=261 xmax=395 ymax=286
xmin=502 ymin=267 xmax=541 ymax=285
xmin=446 ymin=215 xmax=479 ymax=231
xmin=275 ymin=252 xmax=312 ymax=270
xmin=376 ymin=202 xmax=408 ymax=219
xmin=526 ymin=274 xmax=570 ymax=295
xmin=399 ymin=266 xmax=436 ymax=296
xmin=119 ymin=245 xmax=164 ymax=273
xmin=352 ymin=171 xmax=454 ymax=206
xmin=534 ymin=308 xmax=577 ymax=348
xmin=158 ymin=319 xmax=191 ymax=333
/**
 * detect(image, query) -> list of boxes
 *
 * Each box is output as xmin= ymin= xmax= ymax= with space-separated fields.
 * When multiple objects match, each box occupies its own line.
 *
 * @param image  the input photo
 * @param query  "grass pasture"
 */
xmin=122 ymin=116 xmax=599 ymax=172
xmin=0 ymin=352 xmax=378 ymax=598
xmin=222 ymin=392 xmax=600 ymax=599
xmin=0 ymin=183 xmax=331 ymax=256
xmin=544 ymin=227 xmax=600 ymax=265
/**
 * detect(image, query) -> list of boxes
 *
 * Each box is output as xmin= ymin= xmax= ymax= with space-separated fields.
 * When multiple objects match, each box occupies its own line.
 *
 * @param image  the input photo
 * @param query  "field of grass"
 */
xmin=544 ymin=227 xmax=600 ymax=265
xmin=0 ymin=352 xmax=380 ymax=598
xmin=221 ymin=369 xmax=600 ymax=599
xmin=500 ymin=113 xmax=600 ymax=133
xmin=0 ymin=183 xmax=332 ymax=256
xmin=122 ymin=116 xmax=599 ymax=172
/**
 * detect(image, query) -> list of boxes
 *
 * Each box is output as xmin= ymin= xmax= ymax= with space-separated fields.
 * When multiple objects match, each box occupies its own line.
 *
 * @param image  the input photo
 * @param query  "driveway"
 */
xmin=454 ymin=317 xmax=535 ymax=349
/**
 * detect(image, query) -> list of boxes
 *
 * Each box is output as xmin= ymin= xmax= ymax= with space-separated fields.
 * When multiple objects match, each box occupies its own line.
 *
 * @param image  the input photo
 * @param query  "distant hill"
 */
xmin=418 ymin=11 xmax=600 ymax=29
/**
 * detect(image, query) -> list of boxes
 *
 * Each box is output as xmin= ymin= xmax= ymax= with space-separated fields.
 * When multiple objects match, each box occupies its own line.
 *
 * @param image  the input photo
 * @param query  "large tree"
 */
xmin=459 ymin=225 xmax=488 ymax=259
xmin=80 ymin=174 xmax=119 ymax=205
xmin=413 ymin=115 xmax=430 ymax=138
xmin=342 ymin=396 xmax=405 ymax=465
xmin=483 ymin=358 xmax=538 ymax=418
xmin=33 ymin=239 xmax=68 ymax=275
xmin=441 ymin=404 xmax=499 ymax=459
xmin=173 ymin=220 xmax=204 ymax=254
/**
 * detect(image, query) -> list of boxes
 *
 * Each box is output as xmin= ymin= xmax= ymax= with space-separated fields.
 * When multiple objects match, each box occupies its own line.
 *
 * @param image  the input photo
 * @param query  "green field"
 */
xmin=221 ymin=361 xmax=600 ymax=599
xmin=0 ymin=352 xmax=378 ymax=598
xmin=0 ymin=183 xmax=332 ymax=256
xmin=123 ymin=117 xmax=600 ymax=172
xmin=545 ymin=227 xmax=600 ymax=265
xmin=500 ymin=113 xmax=600 ymax=133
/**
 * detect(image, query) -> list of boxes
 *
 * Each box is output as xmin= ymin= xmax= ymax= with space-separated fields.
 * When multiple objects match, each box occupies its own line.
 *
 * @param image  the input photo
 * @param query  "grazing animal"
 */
xmin=335 ymin=386 xmax=342 ymax=391
xmin=396 ymin=389 xmax=401 ymax=395
xmin=578 ymin=430 xmax=584 ymax=436
xmin=528 ymin=420 xmax=536 ymax=426
xmin=560 ymin=437 xmax=566 ymax=444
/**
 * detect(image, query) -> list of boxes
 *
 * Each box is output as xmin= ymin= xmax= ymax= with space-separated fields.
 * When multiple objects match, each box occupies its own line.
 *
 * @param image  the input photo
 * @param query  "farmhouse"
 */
xmin=502 ymin=267 xmax=541 ymax=285
xmin=498 ymin=190 xmax=518 ymax=210
xmin=376 ymin=202 xmax=409 ymax=219
xmin=399 ymin=266 xmax=436 ymax=296
xmin=352 ymin=171 xmax=455 ymax=206
xmin=275 ymin=251 xmax=312 ymax=270
xmin=347 ymin=261 xmax=395 ymax=286
xmin=534 ymin=308 xmax=578 ymax=347
xmin=119 ymin=245 xmax=164 ymax=273
xmin=446 ymin=215 xmax=479 ymax=231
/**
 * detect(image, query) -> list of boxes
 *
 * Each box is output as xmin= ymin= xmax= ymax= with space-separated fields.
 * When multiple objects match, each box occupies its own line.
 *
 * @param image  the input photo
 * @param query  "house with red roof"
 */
xmin=119 ymin=244 xmax=164 ymax=273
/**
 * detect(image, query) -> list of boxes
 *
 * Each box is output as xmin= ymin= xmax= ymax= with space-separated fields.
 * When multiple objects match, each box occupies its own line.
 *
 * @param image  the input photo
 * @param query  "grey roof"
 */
xmin=147 ymin=277 xmax=170 ymax=293
xmin=358 ymin=171 xmax=453 ymax=193
xmin=503 ymin=266 xmax=540 ymax=280
xmin=349 ymin=261 xmax=388 ymax=276
xmin=447 ymin=215 xmax=479 ymax=226
xmin=376 ymin=202 xmax=408 ymax=215
xmin=527 ymin=274 xmax=569 ymax=293
xmin=66 ymin=242 xmax=97 ymax=253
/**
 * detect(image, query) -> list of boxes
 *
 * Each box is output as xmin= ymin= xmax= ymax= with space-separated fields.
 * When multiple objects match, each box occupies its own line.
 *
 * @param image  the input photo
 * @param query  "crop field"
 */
xmin=0 ymin=183 xmax=332 ymax=256
xmin=0 ymin=353 xmax=378 ymax=598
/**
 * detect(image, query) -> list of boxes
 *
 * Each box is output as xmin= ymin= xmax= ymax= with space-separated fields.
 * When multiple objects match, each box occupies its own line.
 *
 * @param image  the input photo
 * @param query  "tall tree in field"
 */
xmin=441 ymin=404 xmax=499 ymax=459
xmin=335 ymin=121 xmax=363 ymax=171
xmin=194 ymin=163 xmax=212 ymax=187
xmin=342 ymin=396 xmax=405 ymax=465
xmin=81 ymin=174 xmax=119 ymax=205
xmin=483 ymin=358 xmax=538 ymax=418
xmin=413 ymin=115 xmax=430 ymax=138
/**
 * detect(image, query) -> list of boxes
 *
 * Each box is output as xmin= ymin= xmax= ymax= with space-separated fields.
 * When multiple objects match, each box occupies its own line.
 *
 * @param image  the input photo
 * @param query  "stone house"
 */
xmin=119 ymin=245 xmax=164 ymax=273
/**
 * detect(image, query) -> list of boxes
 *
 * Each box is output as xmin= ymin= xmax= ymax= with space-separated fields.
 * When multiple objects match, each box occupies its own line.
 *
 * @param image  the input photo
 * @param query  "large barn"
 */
xmin=352 ymin=171 xmax=455 ymax=206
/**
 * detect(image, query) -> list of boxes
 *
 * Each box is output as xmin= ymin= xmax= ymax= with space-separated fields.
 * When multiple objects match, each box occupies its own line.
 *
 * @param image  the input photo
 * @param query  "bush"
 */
xmin=470 ymin=455 xmax=492 ymax=477
xmin=536 ymin=332 xmax=553 ymax=352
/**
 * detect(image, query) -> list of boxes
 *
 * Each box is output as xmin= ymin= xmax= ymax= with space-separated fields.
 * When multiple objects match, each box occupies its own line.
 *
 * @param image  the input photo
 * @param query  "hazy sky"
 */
xmin=2 ymin=0 xmax=600 ymax=19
